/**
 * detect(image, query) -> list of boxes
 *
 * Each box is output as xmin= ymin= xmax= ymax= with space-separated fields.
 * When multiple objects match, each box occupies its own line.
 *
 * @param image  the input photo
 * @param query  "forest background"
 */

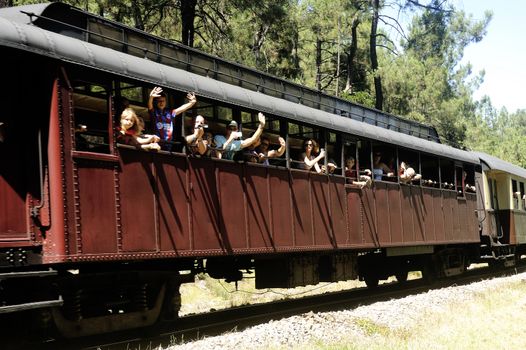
xmin=4 ymin=0 xmax=524 ymax=166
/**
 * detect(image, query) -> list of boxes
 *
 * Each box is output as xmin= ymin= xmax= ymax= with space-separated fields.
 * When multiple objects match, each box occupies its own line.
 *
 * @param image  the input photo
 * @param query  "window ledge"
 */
xmin=72 ymin=150 xmax=119 ymax=163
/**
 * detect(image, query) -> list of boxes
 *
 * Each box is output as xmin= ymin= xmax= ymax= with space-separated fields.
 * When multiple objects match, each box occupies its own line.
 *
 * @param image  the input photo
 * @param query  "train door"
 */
xmin=63 ymin=70 xmax=121 ymax=255
xmin=0 ymin=51 xmax=52 ymax=244
xmin=487 ymin=178 xmax=503 ymax=238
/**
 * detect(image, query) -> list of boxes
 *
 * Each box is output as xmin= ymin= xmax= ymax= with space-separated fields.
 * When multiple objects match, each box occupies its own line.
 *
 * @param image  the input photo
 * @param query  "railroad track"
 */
xmin=15 ymin=264 xmax=526 ymax=350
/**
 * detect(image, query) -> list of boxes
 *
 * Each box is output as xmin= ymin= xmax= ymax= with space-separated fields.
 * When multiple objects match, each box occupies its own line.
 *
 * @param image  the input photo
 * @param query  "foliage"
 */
xmin=7 ymin=0 xmax=524 ymax=162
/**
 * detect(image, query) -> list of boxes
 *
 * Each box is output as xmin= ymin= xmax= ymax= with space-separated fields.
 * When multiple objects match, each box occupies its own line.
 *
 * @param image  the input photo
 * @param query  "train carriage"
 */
xmin=0 ymin=2 xmax=517 ymax=337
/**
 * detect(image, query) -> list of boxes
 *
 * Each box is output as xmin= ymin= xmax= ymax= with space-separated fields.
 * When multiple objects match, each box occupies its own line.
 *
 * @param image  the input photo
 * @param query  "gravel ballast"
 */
xmin=169 ymin=272 xmax=526 ymax=350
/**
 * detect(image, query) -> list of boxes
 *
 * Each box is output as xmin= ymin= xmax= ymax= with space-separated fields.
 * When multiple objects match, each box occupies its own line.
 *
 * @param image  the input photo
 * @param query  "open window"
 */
xmin=521 ymin=182 xmax=525 ymax=210
xmin=371 ymin=142 xmax=396 ymax=182
xmin=512 ymin=179 xmax=520 ymax=210
xmin=398 ymin=148 xmax=421 ymax=185
xmin=324 ymin=131 xmax=342 ymax=175
xmin=421 ymin=154 xmax=440 ymax=188
xmin=440 ymin=159 xmax=455 ymax=190
xmin=287 ymin=121 xmax=322 ymax=171
xmin=72 ymin=80 xmax=111 ymax=154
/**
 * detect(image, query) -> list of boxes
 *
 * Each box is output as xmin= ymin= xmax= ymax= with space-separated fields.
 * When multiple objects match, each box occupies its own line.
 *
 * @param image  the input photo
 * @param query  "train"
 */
xmin=1 ymin=2 xmax=524 ymax=338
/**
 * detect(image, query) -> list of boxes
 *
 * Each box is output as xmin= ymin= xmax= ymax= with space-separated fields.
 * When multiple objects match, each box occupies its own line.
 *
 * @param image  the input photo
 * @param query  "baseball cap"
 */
xmin=228 ymin=120 xmax=238 ymax=128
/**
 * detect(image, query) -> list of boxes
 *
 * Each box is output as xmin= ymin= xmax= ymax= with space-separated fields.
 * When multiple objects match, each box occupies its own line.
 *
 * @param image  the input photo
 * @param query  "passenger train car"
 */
xmin=0 ymin=2 xmax=522 ymax=337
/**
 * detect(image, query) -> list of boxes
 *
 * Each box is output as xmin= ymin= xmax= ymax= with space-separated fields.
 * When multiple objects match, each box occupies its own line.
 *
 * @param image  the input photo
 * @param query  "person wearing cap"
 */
xmin=148 ymin=86 xmax=197 ymax=151
xmin=214 ymin=112 xmax=266 ymax=160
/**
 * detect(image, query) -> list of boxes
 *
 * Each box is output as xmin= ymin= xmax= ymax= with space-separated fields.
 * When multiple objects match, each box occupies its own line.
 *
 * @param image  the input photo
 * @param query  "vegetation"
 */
xmin=5 ymin=0 xmax=525 ymax=165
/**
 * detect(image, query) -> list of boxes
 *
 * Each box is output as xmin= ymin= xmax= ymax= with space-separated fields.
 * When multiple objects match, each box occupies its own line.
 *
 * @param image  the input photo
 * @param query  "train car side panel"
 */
xmin=119 ymin=150 xmax=157 ymax=252
xmin=216 ymin=162 xmax=248 ymax=250
xmin=189 ymin=158 xmax=222 ymax=251
xmin=311 ymin=175 xmax=332 ymax=247
xmin=361 ymin=188 xmax=377 ymax=246
xmin=387 ymin=184 xmax=403 ymax=244
xmin=374 ymin=182 xmax=391 ymax=244
xmin=346 ymin=187 xmax=364 ymax=246
xmin=422 ymin=188 xmax=436 ymax=242
xmin=76 ymin=161 xmax=118 ymax=253
xmin=411 ymin=186 xmax=425 ymax=242
xmin=269 ymin=168 xmax=293 ymax=248
xmin=400 ymin=185 xmax=414 ymax=243
xmin=245 ymin=165 xmax=273 ymax=249
xmin=328 ymin=177 xmax=348 ymax=247
xmin=156 ymin=154 xmax=191 ymax=252
xmin=290 ymin=170 xmax=313 ymax=247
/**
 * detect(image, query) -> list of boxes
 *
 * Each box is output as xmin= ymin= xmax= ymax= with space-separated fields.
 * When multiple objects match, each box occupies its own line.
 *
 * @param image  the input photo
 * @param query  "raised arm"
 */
xmin=173 ymin=92 xmax=197 ymax=115
xmin=267 ymin=136 xmax=286 ymax=158
xmin=240 ymin=112 xmax=266 ymax=148
xmin=148 ymin=86 xmax=163 ymax=111
xmin=303 ymin=149 xmax=326 ymax=169
xmin=185 ymin=126 xmax=206 ymax=155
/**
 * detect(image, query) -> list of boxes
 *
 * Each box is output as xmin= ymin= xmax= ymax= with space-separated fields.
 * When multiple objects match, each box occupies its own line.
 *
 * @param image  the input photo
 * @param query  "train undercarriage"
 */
xmin=0 ymin=242 xmax=521 ymax=338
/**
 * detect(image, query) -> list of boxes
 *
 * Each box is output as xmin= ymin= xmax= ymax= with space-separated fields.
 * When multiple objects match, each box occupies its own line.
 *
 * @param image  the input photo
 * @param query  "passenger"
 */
xmin=114 ymin=96 xmax=130 ymax=127
xmin=321 ymin=158 xmax=338 ymax=174
xmin=242 ymin=139 xmax=260 ymax=163
xmin=345 ymin=156 xmax=372 ymax=188
xmin=148 ymin=86 xmax=197 ymax=151
xmin=118 ymin=108 xmax=160 ymax=151
xmin=185 ymin=115 xmax=207 ymax=156
xmin=372 ymin=152 xmax=394 ymax=181
xmin=298 ymin=138 xmax=326 ymax=173
xmin=256 ymin=136 xmax=286 ymax=165
xmin=214 ymin=112 xmax=266 ymax=160
xmin=202 ymin=131 xmax=217 ymax=158
xmin=463 ymin=171 xmax=476 ymax=192
xmin=399 ymin=161 xmax=422 ymax=184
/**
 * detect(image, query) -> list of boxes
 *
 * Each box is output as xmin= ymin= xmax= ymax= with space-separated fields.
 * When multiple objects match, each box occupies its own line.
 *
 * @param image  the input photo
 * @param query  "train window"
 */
xmin=288 ymin=122 xmax=300 ymax=135
xmin=241 ymin=111 xmax=252 ymax=124
xmin=72 ymin=92 xmax=111 ymax=154
xmin=372 ymin=143 xmax=396 ymax=182
xmin=463 ymin=165 xmax=476 ymax=194
xmin=521 ymin=182 xmax=525 ymax=210
xmin=325 ymin=132 xmax=342 ymax=175
xmin=287 ymin=122 xmax=323 ymax=170
xmin=217 ymin=106 xmax=233 ymax=121
xmin=399 ymin=149 xmax=421 ymax=185
xmin=440 ymin=160 xmax=455 ymax=190
xmin=421 ymin=155 xmax=440 ymax=188
xmin=193 ymin=101 xmax=214 ymax=119
xmin=343 ymin=140 xmax=371 ymax=184
xmin=455 ymin=166 xmax=464 ymax=196
xmin=512 ymin=179 xmax=519 ymax=210
xmin=119 ymin=82 xmax=144 ymax=103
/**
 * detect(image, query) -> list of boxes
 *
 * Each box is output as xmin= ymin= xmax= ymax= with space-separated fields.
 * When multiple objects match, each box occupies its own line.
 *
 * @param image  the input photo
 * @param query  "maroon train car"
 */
xmin=0 ymin=2 xmax=500 ymax=337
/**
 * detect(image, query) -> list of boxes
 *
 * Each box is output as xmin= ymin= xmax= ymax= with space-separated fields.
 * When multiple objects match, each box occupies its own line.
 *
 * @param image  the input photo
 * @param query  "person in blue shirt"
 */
xmin=148 ymin=86 xmax=197 ymax=150
xmin=214 ymin=112 xmax=266 ymax=160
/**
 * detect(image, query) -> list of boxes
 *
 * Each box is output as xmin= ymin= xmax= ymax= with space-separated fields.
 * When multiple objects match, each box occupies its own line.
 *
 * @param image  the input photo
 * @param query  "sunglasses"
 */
xmin=261 ymin=143 xmax=270 ymax=146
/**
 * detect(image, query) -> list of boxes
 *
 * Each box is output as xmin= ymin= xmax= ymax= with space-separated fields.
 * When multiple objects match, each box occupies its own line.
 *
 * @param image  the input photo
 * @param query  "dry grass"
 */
xmin=312 ymin=279 xmax=526 ymax=350
xmin=179 ymin=270 xmax=426 ymax=315
xmin=179 ymin=273 xmax=369 ymax=315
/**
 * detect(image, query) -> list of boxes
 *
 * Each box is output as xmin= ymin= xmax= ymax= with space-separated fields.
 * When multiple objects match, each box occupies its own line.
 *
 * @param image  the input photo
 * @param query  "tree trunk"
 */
xmin=0 ymin=0 xmax=13 ymax=8
xmin=315 ymin=32 xmax=322 ymax=91
xmin=344 ymin=16 xmax=360 ymax=93
xmin=370 ymin=0 xmax=383 ymax=110
xmin=131 ymin=2 xmax=145 ymax=31
xmin=181 ymin=0 xmax=197 ymax=47
xmin=252 ymin=23 xmax=269 ymax=66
